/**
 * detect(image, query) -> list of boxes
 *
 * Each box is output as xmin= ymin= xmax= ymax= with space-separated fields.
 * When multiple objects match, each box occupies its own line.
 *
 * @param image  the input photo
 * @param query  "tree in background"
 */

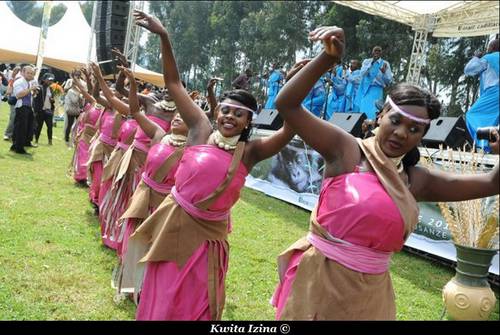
xmin=6 ymin=1 xmax=67 ymax=27
xmin=7 ymin=0 xmax=485 ymax=113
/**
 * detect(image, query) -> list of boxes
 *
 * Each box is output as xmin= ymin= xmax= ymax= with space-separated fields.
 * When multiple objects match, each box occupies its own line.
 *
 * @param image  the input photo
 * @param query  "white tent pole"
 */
xmin=34 ymin=1 xmax=53 ymax=82
xmin=87 ymin=1 xmax=98 ymax=64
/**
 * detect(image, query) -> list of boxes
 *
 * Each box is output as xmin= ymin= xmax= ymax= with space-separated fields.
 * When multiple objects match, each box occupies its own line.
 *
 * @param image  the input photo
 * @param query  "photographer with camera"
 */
xmin=464 ymin=38 xmax=499 ymax=153
xmin=33 ymin=73 xmax=56 ymax=145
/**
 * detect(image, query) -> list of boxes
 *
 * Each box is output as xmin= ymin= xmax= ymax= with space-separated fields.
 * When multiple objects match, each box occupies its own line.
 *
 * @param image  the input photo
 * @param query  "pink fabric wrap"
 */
xmin=306 ymin=232 xmax=391 ymax=274
xmin=133 ymin=115 xmax=171 ymax=153
xmin=101 ymin=115 xmax=171 ymax=250
xmin=73 ymin=106 xmax=102 ymax=182
xmin=136 ymin=145 xmax=248 ymax=320
xmin=141 ymin=142 xmax=178 ymax=191
xmin=99 ymin=133 xmax=117 ymax=147
xmin=272 ymin=170 xmax=404 ymax=318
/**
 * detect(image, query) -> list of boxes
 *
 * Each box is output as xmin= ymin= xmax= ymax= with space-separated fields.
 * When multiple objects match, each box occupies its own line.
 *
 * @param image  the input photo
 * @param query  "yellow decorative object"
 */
xmin=442 ymin=278 xmax=496 ymax=320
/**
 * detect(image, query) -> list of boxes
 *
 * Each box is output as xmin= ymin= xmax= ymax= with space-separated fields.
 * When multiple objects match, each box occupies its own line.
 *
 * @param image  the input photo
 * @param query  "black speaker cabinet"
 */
xmin=421 ymin=116 xmax=471 ymax=149
xmin=253 ymin=109 xmax=283 ymax=130
xmin=95 ymin=1 xmax=130 ymax=74
xmin=328 ymin=112 xmax=367 ymax=138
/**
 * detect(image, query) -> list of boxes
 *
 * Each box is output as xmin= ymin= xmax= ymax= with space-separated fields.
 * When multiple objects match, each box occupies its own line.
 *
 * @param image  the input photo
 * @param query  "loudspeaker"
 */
xmin=95 ymin=1 xmax=130 ymax=75
xmin=421 ymin=116 xmax=471 ymax=149
xmin=328 ymin=112 xmax=367 ymax=138
xmin=253 ymin=109 xmax=283 ymax=130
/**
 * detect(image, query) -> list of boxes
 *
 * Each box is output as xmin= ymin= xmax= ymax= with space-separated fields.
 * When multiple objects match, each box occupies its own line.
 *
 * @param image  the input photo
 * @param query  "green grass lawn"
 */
xmin=0 ymin=102 xmax=498 ymax=320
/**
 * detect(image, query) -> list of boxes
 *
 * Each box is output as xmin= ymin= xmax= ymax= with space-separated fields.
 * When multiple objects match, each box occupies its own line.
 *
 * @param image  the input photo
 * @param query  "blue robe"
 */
xmin=464 ymin=51 xmax=499 ymax=152
xmin=355 ymin=58 xmax=392 ymax=119
xmin=264 ymin=70 xmax=284 ymax=109
xmin=344 ymin=69 xmax=362 ymax=112
xmin=325 ymin=65 xmax=347 ymax=120
xmin=302 ymin=78 xmax=326 ymax=118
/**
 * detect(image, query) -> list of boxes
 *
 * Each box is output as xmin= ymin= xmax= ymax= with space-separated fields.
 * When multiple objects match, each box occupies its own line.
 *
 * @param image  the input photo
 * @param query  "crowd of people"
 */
xmin=1 ymin=10 xmax=499 ymax=321
xmin=255 ymin=45 xmax=392 ymax=124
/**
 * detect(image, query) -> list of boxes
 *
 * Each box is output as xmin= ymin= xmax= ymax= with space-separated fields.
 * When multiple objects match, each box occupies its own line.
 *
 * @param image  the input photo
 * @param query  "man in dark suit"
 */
xmin=33 ymin=72 xmax=55 ymax=145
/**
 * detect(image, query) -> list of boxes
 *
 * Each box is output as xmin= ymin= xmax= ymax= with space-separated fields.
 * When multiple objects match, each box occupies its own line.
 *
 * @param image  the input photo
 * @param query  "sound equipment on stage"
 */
xmin=253 ymin=109 xmax=283 ymax=131
xmin=95 ymin=1 xmax=130 ymax=75
xmin=421 ymin=116 xmax=471 ymax=149
xmin=328 ymin=112 xmax=367 ymax=138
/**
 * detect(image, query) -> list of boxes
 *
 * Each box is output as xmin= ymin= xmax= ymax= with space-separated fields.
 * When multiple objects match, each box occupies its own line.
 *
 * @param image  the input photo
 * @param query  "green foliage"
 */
xmin=423 ymin=36 xmax=487 ymax=116
xmin=0 ymin=104 xmax=498 ymax=320
xmin=79 ymin=1 xmax=94 ymax=27
xmin=6 ymin=0 xmax=67 ymax=27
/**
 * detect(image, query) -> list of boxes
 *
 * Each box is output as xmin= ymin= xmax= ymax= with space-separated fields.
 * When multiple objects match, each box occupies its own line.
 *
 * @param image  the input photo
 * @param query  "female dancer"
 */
xmin=271 ymin=26 xmax=499 ymax=320
xmin=91 ymin=62 xmax=174 ymax=251
xmin=86 ymin=71 xmax=124 ymax=208
xmin=70 ymin=71 xmax=101 ymax=185
xmin=95 ymin=82 xmax=138 ymax=244
xmin=113 ymin=67 xmax=189 ymax=303
xmin=128 ymin=10 xmax=295 ymax=320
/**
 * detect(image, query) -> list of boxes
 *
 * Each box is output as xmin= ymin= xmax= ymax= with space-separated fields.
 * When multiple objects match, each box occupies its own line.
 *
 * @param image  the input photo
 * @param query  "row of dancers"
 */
xmin=68 ymin=11 xmax=499 ymax=320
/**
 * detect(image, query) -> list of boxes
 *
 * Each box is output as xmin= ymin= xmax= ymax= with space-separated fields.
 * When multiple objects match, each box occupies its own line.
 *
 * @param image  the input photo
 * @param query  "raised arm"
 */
xmin=123 ymin=66 xmax=166 ymax=143
xmin=134 ymin=10 xmax=212 ymax=144
xmin=72 ymin=70 xmax=95 ymax=105
xmin=206 ymin=78 xmax=219 ymax=120
xmin=90 ymin=72 xmax=111 ymax=109
xmin=274 ymin=26 xmax=358 ymax=167
xmin=410 ymin=132 xmax=500 ymax=202
xmin=90 ymin=62 xmax=129 ymax=115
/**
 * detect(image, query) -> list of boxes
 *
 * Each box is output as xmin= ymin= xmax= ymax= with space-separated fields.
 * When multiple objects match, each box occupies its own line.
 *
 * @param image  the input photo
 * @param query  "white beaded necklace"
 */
xmin=212 ymin=130 xmax=240 ymax=151
xmin=161 ymin=133 xmax=187 ymax=147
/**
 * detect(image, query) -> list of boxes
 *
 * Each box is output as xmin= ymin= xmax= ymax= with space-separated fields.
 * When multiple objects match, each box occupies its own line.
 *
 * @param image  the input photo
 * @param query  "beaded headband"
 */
xmin=385 ymin=95 xmax=430 ymax=125
xmin=219 ymin=102 xmax=255 ymax=114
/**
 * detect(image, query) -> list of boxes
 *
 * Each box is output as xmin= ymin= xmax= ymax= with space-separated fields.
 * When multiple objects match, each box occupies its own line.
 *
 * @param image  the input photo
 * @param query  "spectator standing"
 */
xmin=33 ymin=72 xmax=56 ymax=145
xmin=63 ymin=70 xmax=85 ymax=146
xmin=10 ymin=65 xmax=37 ymax=154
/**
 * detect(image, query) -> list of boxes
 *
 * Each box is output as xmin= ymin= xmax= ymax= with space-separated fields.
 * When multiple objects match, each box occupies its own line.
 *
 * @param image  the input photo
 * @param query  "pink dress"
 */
xmin=88 ymin=109 xmax=118 ymax=206
xmin=100 ymin=115 xmax=171 ymax=250
xmin=136 ymin=145 xmax=248 ymax=320
xmin=98 ymin=118 xmax=138 ymax=235
xmin=118 ymin=142 xmax=179 ymax=258
xmin=272 ymin=168 xmax=405 ymax=319
xmin=72 ymin=104 xmax=101 ymax=182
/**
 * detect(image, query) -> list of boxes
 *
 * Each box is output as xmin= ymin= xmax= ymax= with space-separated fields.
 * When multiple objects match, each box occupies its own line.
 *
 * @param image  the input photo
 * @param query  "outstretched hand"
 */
xmin=286 ymin=59 xmax=311 ymax=81
xmin=89 ymin=62 xmax=103 ymax=80
xmin=133 ymin=10 xmax=166 ymax=35
xmin=206 ymin=78 xmax=218 ymax=91
xmin=112 ymin=48 xmax=129 ymax=67
xmin=117 ymin=65 xmax=134 ymax=80
xmin=189 ymin=90 xmax=200 ymax=101
xmin=308 ymin=26 xmax=345 ymax=60
xmin=489 ymin=128 xmax=499 ymax=155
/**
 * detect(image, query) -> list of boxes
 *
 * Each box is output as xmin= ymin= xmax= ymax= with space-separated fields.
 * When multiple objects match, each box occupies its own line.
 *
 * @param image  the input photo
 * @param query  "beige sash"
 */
xmin=356 ymin=137 xmax=419 ymax=240
xmin=131 ymin=142 xmax=246 ymax=320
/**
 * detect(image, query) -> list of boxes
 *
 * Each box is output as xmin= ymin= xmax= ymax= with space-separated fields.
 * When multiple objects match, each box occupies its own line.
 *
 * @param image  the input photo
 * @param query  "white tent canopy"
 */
xmin=0 ymin=1 xmax=164 ymax=86
xmin=333 ymin=1 xmax=499 ymax=37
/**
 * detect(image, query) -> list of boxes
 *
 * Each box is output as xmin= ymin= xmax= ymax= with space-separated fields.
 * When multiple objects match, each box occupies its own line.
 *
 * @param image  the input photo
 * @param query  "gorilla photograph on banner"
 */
xmin=249 ymin=137 xmax=324 ymax=195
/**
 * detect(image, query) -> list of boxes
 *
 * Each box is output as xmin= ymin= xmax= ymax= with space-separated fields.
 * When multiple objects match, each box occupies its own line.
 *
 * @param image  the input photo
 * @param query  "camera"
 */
xmin=476 ymin=126 xmax=499 ymax=141
xmin=98 ymin=59 xmax=117 ymax=76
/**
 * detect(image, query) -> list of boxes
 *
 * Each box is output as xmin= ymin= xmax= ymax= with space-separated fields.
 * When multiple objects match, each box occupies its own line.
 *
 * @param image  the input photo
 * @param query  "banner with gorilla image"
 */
xmin=245 ymin=132 xmax=499 ymax=276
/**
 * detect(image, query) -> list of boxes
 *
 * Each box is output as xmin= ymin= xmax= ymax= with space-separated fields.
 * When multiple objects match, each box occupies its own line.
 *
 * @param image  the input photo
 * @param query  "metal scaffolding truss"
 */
xmin=405 ymin=28 xmax=430 ymax=85
xmin=124 ymin=1 xmax=145 ymax=71
xmin=333 ymin=1 xmax=499 ymax=85
xmin=334 ymin=1 xmax=417 ymax=26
